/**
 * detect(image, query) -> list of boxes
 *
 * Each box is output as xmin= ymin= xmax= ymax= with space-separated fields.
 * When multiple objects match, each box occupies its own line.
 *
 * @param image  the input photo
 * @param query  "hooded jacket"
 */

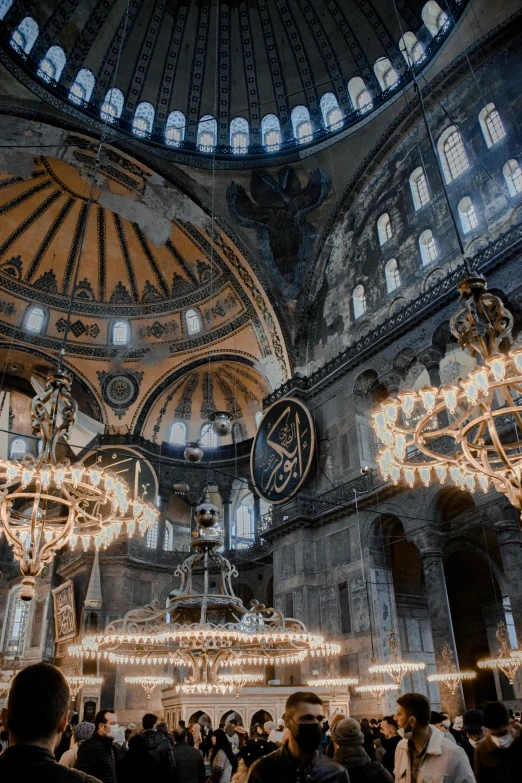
xmin=474 ymin=725 xmax=522 ymax=783
xmin=394 ymin=726 xmax=475 ymax=783
xmin=334 ymin=744 xmax=393 ymax=783
xmin=142 ymin=729 xmax=176 ymax=776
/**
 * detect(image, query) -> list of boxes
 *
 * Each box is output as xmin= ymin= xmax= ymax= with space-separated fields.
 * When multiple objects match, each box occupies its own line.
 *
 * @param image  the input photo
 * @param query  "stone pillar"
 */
xmin=494 ymin=513 xmax=522 ymax=645
xmin=223 ymin=500 xmax=232 ymax=550
xmin=418 ymin=539 xmax=465 ymax=715
xmin=156 ymin=493 xmax=167 ymax=552
xmin=253 ymin=494 xmax=261 ymax=540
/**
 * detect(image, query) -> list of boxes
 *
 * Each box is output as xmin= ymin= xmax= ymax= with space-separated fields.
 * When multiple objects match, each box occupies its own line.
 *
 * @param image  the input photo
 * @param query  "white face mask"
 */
xmin=442 ymin=720 xmax=451 ymax=729
xmin=453 ymin=720 xmax=463 ymax=731
xmin=468 ymin=737 xmax=485 ymax=747
xmin=108 ymin=723 xmax=120 ymax=739
xmin=491 ymin=732 xmax=514 ymax=749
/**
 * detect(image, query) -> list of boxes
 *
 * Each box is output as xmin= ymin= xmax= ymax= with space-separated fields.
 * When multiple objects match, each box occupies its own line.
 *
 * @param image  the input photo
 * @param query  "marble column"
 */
xmin=419 ymin=541 xmax=465 ymax=715
xmin=494 ymin=513 xmax=522 ymax=645
xmin=223 ymin=500 xmax=232 ymax=550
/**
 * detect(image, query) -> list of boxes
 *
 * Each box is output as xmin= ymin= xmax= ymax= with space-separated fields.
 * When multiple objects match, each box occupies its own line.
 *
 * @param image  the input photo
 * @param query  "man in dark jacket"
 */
xmin=474 ymin=701 xmax=522 ymax=782
xmin=142 ymin=712 xmax=176 ymax=776
xmin=179 ymin=719 xmax=194 ymax=747
xmin=75 ymin=708 xmax=119 ymax=783
xmin=379 ymin=716 xmax=401 ymax=775
xmin=0 ymin=662 xmax=100 ymax=783
xmin=331 ymin=717 xmax=393 ymax=783
xmin=249 ymin=691 xmax=349 ymax=783
xmin=172 ymin=728 xmax=206 ymax=783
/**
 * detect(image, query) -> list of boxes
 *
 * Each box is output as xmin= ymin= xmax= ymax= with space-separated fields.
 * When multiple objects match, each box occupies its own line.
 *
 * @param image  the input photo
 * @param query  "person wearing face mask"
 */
xmin=75 ymin=709 xmax=119 ymax=783
xmin=430 ymin=712 xmax=456 ymax=743
xmin=248 ymin=691 xmax=349 ymax=783
xmin=474 ymin=701 xmax=522 ymax=782
xmin=393 ymin=693 xmax=474 ymax=783
xmin=460 ymin=709 xmax=487 ymax=767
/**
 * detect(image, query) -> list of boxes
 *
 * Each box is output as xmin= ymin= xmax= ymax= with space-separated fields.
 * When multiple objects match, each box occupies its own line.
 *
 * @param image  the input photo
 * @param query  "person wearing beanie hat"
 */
xmin=331 ymin=718 xmax=393 ymax=783
xmin=59 ymin=721 xmax=95 ymax=768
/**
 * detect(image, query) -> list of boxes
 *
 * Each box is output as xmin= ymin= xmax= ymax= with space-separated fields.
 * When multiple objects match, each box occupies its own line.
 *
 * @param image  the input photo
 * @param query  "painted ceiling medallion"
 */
xmin=98 ymin=371 xmax=143 ymax=419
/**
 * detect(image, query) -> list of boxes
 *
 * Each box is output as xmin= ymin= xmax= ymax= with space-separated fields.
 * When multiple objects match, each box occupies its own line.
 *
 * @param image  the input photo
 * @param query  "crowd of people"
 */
xmin=0 ymin=663 xmax=521 ymax=782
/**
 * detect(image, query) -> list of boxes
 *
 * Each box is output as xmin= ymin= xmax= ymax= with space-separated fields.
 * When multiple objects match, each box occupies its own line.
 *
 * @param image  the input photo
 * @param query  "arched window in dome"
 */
xmin=169 ymin=421 xmax=187 ymax=445
xmin=347 ymin=77 xmax=373 ymax=113
xmin=232 ymin=422 xmax=245 ymax=443
xmin=112 ymin=320 xmax=129 ymax=345
xmin=385 ymin=259 xmax=400 ymax=293
xmin=291 ymin=106 xmax=313 ymax=143
xmin=377 ymin=213 xmax=392 ymax=246
xmin=353 ymin=285 xmax=366 ymax=319
xmin=458 ymin=197 xmax=478 ymax=234
xmin=197 ymin=115 xmax=217 ymax=152
xmin=503 ymin=159 xmax=522 ymax=197
xmin=10 ymin=16 xmax=38 ymax=54
xmin=146 ymin=521 xmax=158 ymax=549
xmin=409 ymin=167 xmax=430 ymax=210
xmin=132 ymin=102 xmax=154 ymax=138
xmin=185 ymin=308 xmax=202 ymax=335
xmin=320 ymin=93 xmax=343 ymax=130
xmin=261 ymin=114 xmax=282 ymax=151
xmin=10 ymin=438 xmax=26 ymax=458
xmin=37 ymin=46 xmax=66 ymax=83
xmin=165 ymin=111 xmax=186 ymax=146
xmin=2 ymin=586 xmax=30 ymax=656
xmin=234 ymin=501 xmax=253 ymax=543
xmin=101 ymin=88 xmax=124 ymax=121
xmin=69 ymin=68 xmax=95 ymax=105
xmin=25 ymin=305 xmax=45 ymax=334
xmin=200 ymin=423 xmax=218 ymax=448
xmin=374 ymin=58 xmax=399 ymax=91
xmin=230 ymin=117 xmax=249 ymax=154
xmin=0 ymin=0 xmax=14 ymax=20
xmin=479 ymin=103 xmax=506 ymax=148
xmin=419 ymin=229 xmax=438 ymax=264
xmin=422 ymin=2 xmax=449 ymax=37
xmin=438 ymin=126 xmax=469 ymax=182
xmin=399 ymin=32 xmax=425 ymax=66
xmin=255 ymin=411 xmax=263 ymax=429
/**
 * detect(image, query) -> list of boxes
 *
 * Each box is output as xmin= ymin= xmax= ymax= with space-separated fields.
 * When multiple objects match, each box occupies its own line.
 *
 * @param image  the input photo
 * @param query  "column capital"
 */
xmin=413 ymin=531 xmax=446 ymax=558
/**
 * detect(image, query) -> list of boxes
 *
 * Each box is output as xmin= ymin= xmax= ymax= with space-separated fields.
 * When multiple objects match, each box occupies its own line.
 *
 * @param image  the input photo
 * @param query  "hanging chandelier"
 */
xmin=125 ymin=672 xmax=174 ymax=705
xmin=372 ymin=277 xmax=522 ymax=512
xmin=70 ymin=488 xmax=341 ymax=691
xmin=0 ymin=370 xmax=158 ymax=600
xmin=66 ymin=675 xmax=104 ymax=704
xmin=477 ymin=622 xmax=521 ymax=684
xmin=427 ymin=642 xmax=475 ymax=695
xmin=368 ymin=631 xmax=426 ymax=685
xmin=308 ymin=663 xmax=358 ymax=699
xmin=356 ymin=657 xmax=399 ymax=700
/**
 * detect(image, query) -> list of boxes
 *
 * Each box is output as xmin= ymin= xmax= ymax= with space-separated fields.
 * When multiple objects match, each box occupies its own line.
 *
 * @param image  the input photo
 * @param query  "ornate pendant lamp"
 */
xmin=368 ymin=631 xmax=426 ymax=685
xmin=356 ymin=656 xmax=399 ymax=700
xmin=477 ymin=622 xmax=521 ymax=684
xmin=66 ymin=674 xmax=104 ymax=705
xmin=125 ymin=669 xmax=174 ymax=705
xmin=372 ymin=277 xmax=522 ymax=515
xmin=210 ymin=411 xmax=233 ymax=436
xmin=427 ymin=642 xmax=475 ymax=694
xmin=308 ymin=662 xmax=358 ymax=699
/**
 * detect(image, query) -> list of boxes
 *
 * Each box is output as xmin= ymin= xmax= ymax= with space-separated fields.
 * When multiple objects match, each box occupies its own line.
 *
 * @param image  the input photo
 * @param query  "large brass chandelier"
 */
xmin=0 ymin=370 xmax=158 ymax=600
xmin=427 ymin=642 xmax=475 ymax=695
xmin=368 ymin=631 xmax=426 ymax=685
xmin=372 ymin=277 xmax=522 ymax=512
xmin=70 ymin=489 xmax=340 ymax=693
xmin=478 ymin=622 xmax=521 ymax=684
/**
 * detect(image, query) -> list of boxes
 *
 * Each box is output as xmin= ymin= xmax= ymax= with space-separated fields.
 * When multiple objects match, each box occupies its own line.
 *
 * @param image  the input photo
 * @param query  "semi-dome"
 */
xmin=0 ymin=0 xmax=469 ymax=164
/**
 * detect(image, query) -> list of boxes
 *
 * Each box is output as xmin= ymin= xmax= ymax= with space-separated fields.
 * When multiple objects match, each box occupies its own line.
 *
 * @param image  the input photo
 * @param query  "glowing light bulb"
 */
xmin=127 ymin=520 xmax=135 ymax=536
xmin=372 ymin=410 xmax=387 ymax=433
xmin=21 ymin=469 xmax=33 ymax=488
xmin=383 ymin=400 xmax=399 ymax=424
xmin=488 ymin=355 xmax=506 ymax=382
xmin=404 ymin=468 xmax=416 ymax=488
xmin=399 ymin=392 xmax=416 ymax=419
xmin=40 ymin=467 xmax=52 ymax=491
xmin=419 ymin=466 xmax=431 ymax=486
xmin=90 ymin=469 xmax=101 ymax=487
xmin=435 ymin=465 xmax=447 ymax=484
xmin=471 ymin=369 xmax=489 ymax=395
xmin=6 ymin=464 xmax=18 ymax=481
xmin=461 ymin=378 xmax=478 ymax=404
xmin=419 ymin=387 xmax=437 ymax=414
xmin=55 ymin=467 xmax=66 ymax=487
xmin=513 ymin=349 xmax=522 ymax=373
xmin=395 ymin=433 xmax=407 ymax=460
xmin=478 ymin=474 xmax=489 ymax=493
xmin=390 ymin=465 xmax=401 ymax=484
xmin=441 ymin=386 xmax=459 ymax=414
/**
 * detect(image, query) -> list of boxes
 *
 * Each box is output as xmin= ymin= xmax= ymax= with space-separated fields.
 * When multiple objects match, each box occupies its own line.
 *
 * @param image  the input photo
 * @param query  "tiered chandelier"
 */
xmin=125 ymin=671 xmax=174 ymax=705
xmin=66 ymin=675 xmax=104 ymax=705
xmin=368 ymin=631 xmax=426 ymax=685
xmin=356 ymin=657 xmax=399 ymax=700
xmin=308 ymin=663 xmax=358 ymax=699
xmin=478 ymin=622 xmax=521 ymax=684
xmin=427 ymin=642 xmax=475 ymax=695
xmin=70 ymin=489 xmax=340 ymax=692
xmin=372 ymin=277 xmax=522 ymax=513
xmin=0 ymin=370 xmax=159 ymax=600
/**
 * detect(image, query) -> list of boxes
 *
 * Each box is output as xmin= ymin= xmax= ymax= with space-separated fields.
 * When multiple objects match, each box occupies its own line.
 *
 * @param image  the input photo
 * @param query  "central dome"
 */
xmin=0 ymin=0 xmax=466 ymax=163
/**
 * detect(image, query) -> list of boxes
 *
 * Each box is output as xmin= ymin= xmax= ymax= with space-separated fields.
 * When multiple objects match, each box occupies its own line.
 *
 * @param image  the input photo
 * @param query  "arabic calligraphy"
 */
xmin=251 ymin=398 xmax=314 ymax=504
xmin=52 ymin=581 xmax=76 ymax=641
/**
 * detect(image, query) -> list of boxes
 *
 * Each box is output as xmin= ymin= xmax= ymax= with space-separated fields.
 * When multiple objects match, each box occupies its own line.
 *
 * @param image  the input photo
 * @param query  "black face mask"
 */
xmin=290 ymin=721 xmax=323 ymax=752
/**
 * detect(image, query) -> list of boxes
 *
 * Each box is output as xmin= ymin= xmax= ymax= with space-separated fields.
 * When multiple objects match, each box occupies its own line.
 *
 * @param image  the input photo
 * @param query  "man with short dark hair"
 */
xmin=474 ymin=701 xmax=522 ymax=782
xmin=461 ymin=708 xmax=487 ymax=766
xmin=380 ymin=715 xmax=401 ymax=775
xmin=0 ymin=662 xmax=101 ymax=782
xmin=179 ymin=719 xmax=194 ymax=746
xmin=393 ymin=693 xmax=474 ymax=782
xmin=248 ymin=691 xmax=349 ymax=782
xmin=142 ymin=712 xmax=176 ymax=776
xmin=75 ymin=708 xmax=119 ymax=783
xmin=172 ymin=727 xmax=206 ymax=783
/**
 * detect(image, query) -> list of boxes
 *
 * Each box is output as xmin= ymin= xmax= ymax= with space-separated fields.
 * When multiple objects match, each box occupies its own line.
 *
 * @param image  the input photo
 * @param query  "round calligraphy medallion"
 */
xmin=250 ymin=397 xmax=315 ymax=505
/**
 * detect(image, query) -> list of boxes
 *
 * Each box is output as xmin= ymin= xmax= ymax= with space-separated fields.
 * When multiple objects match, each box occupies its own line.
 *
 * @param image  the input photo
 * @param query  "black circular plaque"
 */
xmin=250 ymin=397 xmax=315 ymax=505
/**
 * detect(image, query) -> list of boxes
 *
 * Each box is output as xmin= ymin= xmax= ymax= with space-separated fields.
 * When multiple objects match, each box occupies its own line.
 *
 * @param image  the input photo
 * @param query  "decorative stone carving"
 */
xmin=97 ymin=371 xmax=143 ymax=418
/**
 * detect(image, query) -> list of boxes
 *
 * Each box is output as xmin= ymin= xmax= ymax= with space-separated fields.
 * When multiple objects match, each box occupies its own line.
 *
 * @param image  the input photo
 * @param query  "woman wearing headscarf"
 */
xmin=332 ymin=718 xmax=393 ymax=783
xmin=208 ymin=728 xmax=237 ymax=783
xmin=116 ymin=733 xmax=165 ymax=783
xmin=59 ymin=721 xmax=95 ymax=768
xmin=191 ymin=721 xmax=202 ymax=750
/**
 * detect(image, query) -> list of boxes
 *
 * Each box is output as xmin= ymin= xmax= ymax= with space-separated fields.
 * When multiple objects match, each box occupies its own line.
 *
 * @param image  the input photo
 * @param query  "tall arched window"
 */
xmin=235 ymin=502 xmax=253 ymax=541
xmin=320 ymin=93 xmax=343 ymax=129
xmin=399 ymin=32 xmax=425 ymax=65
xmin=146 ymin=521 xmax=158 ymax=549
xmin=185 ymin=308 xmax=202 ymax=335
xmin=377 ymin=213 xmax=392 ymax=246
xmin=353 ymin=285 xmax=366 ymax=319
xmin=503 ymin=159 xmax=522 ymax=196
xmin=200 ymin=423 xmax=218 ymax=448
xmin=101 ymin=88 xmax=124 ymax=121
xmin=458 ymin=197 xmax=478 ymax=234
xmin=69 ymin=68 xmax=95 ymax=105
xmin=419 ymin=229 xmax=438 ymax=264
xmin=132 ymin=102 xmax=154 ymax=138
xmin=409 ymin=167 xmax=430 ymax=210
xmin=25 ymin=305 xmax=45 ymax=334
xmin=37 ymin=46 xmax=66 ymax=82
xmin=422 ymin=2 xmax=449 ymax=36
xmin=261 ymin=114 xmax=282 ymax=151
xmin=164 ymin=520 xmax=173 ymax=551
xmin=197 ymin=115 xmax=217 ymax=152
xmin=169 ymin=421 xmax=187 ymax=444
xmin=438 ymin=126 xmax=469 ymax=182
xmin=348 ymin=77 xmax=372 ymax=112
xmin=112 ymin=320 xmax=129 ymax=345
xmin=10 ymin=438 xmax=26 ymax=458
xmin=291 ymin=106 xmax=313 ymax=143
xmin=0 ymin=0 xmax=14 ymax=20
xmin=374 ymin=58 xmax=399 ymax=91
xmin=165 ymin=111 xmax=186 ymax=146
xmin=479 ymin=103 xmax=506 ymax=148
xmin=3 ymin=586 xmax=30 ymax=656
xmin=385 ymin=259 xmax=400 ymax=293
xmin=230 ymin=117 xmax=249 ymax=154
xmin=10 ymin=16 xmax=39 ymax=53
xmin=232 ymin=422 xmax=245 ymax=443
